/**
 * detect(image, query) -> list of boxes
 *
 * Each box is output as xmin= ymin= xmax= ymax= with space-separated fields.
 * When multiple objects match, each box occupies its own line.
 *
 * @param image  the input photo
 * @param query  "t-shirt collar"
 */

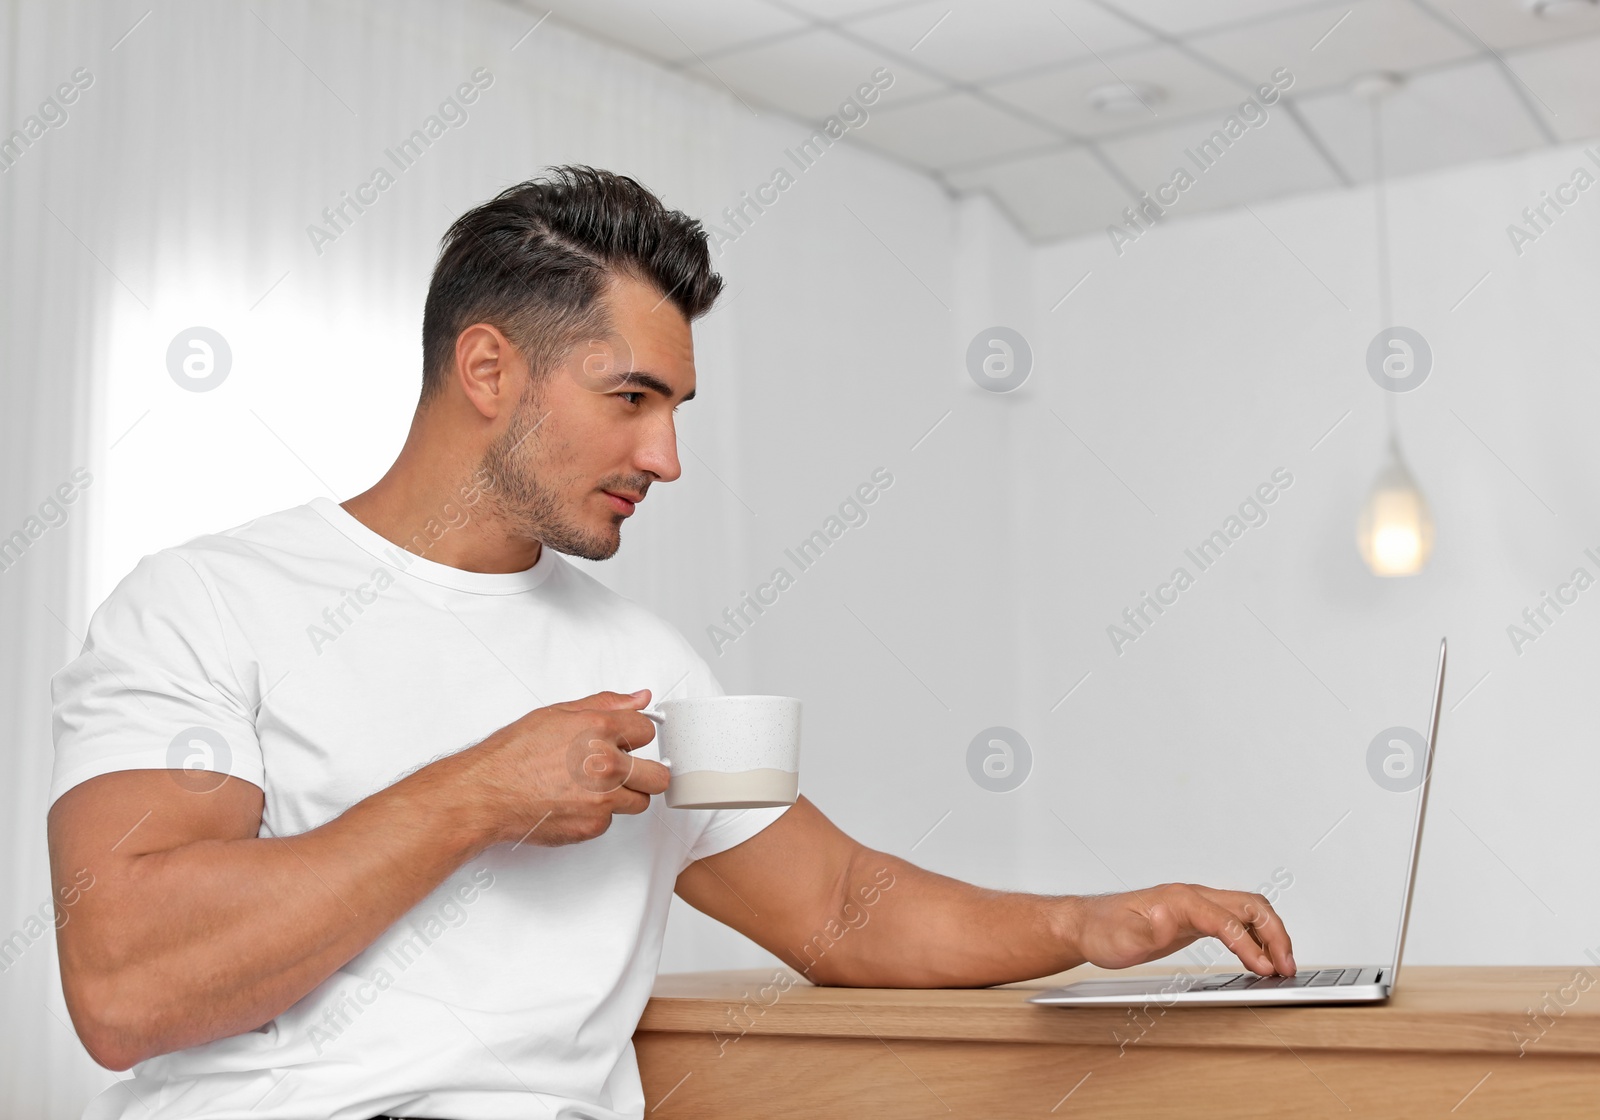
xmin=310 ymin=496 xmax=558 ymax=595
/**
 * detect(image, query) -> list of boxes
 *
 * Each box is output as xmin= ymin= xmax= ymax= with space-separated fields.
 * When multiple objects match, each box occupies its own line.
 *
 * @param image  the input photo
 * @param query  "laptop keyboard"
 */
xmin=1190 ymin=967 xmax=1366 ymax=991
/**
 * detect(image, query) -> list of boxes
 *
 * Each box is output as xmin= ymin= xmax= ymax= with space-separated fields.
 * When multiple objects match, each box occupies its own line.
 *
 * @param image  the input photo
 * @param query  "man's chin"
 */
xmin=543 ymin=525 xmax=622 ymax=563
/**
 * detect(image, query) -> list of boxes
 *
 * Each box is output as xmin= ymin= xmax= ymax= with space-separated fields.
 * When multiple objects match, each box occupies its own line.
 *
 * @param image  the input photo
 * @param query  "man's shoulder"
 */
xmin=166 ymin=498 xmax=328 ymax=566
xmin=104 ymin=500 xmax=329 ymax=608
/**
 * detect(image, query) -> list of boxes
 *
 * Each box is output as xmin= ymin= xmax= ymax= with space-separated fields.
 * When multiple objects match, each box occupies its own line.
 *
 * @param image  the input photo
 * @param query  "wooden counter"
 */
xmin=634 ymin=965 xmax=1600 ymax=1118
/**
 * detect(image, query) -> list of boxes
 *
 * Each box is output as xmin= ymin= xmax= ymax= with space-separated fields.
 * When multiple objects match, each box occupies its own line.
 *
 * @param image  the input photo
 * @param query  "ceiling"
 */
xmin=505 ymin=0 xmax=1600 ymax=242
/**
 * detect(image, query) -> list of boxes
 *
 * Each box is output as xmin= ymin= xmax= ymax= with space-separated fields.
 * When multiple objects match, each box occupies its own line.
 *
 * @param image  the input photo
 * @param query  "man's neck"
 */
xmin=340 ymin=425 xmax=541 ymax=575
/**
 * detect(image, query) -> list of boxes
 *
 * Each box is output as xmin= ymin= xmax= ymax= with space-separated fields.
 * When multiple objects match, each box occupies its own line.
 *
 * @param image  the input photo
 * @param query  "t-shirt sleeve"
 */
xmin=669 ymin=646 xmax=791 ymax=870
xmin=48 ymin=549 xmax=264 ymax=810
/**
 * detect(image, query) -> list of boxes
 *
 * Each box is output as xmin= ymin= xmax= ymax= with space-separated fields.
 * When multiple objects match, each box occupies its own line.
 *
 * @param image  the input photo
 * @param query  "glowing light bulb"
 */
xmin=1358 ymin=454 xmax=1434 ymax=577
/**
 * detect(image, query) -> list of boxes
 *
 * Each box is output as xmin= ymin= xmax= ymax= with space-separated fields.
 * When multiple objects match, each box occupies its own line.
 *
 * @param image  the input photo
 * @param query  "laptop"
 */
xmin=1028 ymin=637 xmax=1446 ymax=1007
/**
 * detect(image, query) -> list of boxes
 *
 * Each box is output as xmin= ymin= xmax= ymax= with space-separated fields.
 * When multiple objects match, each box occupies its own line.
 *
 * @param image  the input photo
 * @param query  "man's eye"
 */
xmin=617 ymin=391 xmax=681 ymax=414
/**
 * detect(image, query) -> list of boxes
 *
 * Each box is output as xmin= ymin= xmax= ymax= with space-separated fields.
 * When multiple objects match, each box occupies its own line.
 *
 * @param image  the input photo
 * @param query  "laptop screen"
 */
xmin=1385 ymin=638 xmax=1447 ymax=986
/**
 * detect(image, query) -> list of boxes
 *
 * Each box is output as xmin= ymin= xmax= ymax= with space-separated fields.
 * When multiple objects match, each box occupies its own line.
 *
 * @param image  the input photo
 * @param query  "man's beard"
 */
xmin=475 ymin=387 xmax=622 ymax=563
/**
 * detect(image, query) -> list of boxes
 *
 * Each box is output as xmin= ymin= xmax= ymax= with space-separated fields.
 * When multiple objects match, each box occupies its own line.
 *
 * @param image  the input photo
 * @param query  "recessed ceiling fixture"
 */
xmin=1524 ymin=0 xmax=1598 ymax=18
xmin=1086 ymin=81 xmax=1165 ymax=114
xmin=1350 ymin=72 xmax=1402 ymax=101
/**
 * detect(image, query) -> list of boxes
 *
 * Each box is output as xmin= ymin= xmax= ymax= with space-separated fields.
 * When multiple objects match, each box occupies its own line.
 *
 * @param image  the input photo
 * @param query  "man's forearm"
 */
xmin=77 ymin=750 xmax=499 ymax=1067
xmin=795 ymin=846 xmax=1083 ymax=988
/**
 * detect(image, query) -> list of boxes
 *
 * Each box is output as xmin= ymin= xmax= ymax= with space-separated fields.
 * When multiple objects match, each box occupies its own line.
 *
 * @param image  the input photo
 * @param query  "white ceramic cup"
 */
xmin=644 ymin=695 xmax=801 ymax=809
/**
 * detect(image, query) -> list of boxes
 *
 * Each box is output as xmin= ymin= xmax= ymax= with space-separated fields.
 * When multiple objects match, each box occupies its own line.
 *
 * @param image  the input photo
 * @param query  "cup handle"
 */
xmin=640 ymin=709 xmax=670 ymax=765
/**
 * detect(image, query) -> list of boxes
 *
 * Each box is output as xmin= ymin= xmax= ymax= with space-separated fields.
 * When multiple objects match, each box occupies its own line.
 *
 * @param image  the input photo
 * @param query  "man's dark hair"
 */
xmin=419 ymin=165 xmax=723 ymax=404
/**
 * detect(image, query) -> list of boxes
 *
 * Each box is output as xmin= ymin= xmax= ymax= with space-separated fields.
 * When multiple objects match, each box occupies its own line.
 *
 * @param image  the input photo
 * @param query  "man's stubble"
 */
xmin=475 ymin=380 xmax=622 ymax=564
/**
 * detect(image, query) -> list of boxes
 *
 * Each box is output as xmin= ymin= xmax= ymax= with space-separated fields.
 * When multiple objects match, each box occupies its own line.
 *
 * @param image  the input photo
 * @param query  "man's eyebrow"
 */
xmin=617 ymin=370 xmax=694 ymax=403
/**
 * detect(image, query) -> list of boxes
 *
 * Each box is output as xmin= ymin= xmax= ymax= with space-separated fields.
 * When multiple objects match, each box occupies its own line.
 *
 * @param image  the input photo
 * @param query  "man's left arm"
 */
xmin=673 ymin=796 xmax=1295 ymax=988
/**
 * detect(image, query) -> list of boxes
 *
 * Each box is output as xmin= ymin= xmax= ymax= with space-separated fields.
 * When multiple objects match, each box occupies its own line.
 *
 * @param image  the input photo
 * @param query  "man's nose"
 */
xmin=637 ymin=414 xmax=682 ymax=484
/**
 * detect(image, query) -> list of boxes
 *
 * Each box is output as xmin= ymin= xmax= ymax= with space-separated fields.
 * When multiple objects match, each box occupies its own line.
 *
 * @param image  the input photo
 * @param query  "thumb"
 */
xmin=562 ymin=689 xmax=650 ymax=712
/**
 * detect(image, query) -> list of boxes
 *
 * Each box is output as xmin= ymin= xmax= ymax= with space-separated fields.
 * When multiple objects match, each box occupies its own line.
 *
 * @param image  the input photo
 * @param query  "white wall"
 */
xmin=663 ymin=105 xmax=1600 ymax=980
xmin=1020 ymin=141 xmax=1600 ymax=969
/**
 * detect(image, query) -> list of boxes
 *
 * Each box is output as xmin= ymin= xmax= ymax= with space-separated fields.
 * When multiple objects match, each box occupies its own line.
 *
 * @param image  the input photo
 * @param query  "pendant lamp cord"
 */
xmin=1371 ymin=95 xmax=1399 ymax=455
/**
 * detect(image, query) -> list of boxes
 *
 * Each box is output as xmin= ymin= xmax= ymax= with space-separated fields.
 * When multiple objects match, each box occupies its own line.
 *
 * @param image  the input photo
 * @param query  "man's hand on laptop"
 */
xmin=1066 ymin=883 xmax=1296 ymax=977
xmin=454 ymin=688 xmax=669 ymax=849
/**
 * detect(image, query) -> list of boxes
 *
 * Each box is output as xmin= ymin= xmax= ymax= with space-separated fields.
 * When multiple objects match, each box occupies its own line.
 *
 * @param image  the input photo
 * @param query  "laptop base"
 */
xmin=1028 ymin=966 xmax=1388 ymax=1006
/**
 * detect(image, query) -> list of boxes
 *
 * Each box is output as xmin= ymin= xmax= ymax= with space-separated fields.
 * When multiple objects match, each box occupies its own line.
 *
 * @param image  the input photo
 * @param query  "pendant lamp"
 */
xmin=1355 ymin=74 xmax=1434 ymax=577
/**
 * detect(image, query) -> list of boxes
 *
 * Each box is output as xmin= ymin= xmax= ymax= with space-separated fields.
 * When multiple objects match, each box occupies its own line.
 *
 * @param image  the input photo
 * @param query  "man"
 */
xmin=47 ymin=165 xmax=1294 ymax=1120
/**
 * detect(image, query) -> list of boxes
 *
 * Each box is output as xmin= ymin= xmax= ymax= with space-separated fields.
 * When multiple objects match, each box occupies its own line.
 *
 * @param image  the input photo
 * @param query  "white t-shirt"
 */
xmin=49 ymin=496 xmax=788 ymax=1120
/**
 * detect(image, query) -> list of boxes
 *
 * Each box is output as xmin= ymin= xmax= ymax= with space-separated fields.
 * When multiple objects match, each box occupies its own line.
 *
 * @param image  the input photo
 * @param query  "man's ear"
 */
xmin=453 ymin=323 xmax=526 ymax=420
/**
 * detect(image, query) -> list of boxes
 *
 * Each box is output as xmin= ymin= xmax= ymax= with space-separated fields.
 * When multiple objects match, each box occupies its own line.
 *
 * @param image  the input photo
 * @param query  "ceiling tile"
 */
xmin=851 ymin=92 xmax=1063 ymax=170
xmin=1100 ymin=0 xmax=1349 ymax=37
xmin=843 ymin=0 xmax=1152 ymax=84
xmin=706 ymin=27 xmax=946 ymax=118
xmin=944 ymin=146 xmax=1132 ymax=240
xmin=533 ymin=0 xmax=807 ymax=66
xmin=987 ymin=42 xmax=1256 ymax=138
xmin=775 ymin=0 xmax=928 ymax=19
xmin=1188 ymin=0 xmax=1478 ymax=95
xmin=1295 ymin=57 xmax=1550 ymax=181
xmin=1412 ymin=0 xmax=1600 ymax=51
xmin=517 ymin=0 xmax=1592 ymax=246
xmin=1099 ymin=107 xmax=1344 ymax=224
xmin=1506 ymin=33 xmax=1600 ymax=142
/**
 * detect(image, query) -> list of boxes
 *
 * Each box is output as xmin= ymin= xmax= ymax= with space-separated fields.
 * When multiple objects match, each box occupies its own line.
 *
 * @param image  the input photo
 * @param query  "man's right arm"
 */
xmin=47 ymin=688 xmax=667 ymax=1071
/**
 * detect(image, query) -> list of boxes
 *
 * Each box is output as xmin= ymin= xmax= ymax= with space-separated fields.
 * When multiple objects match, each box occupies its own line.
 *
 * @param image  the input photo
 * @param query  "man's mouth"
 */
xmin=602 ymin=489 xmax=640 ymax=515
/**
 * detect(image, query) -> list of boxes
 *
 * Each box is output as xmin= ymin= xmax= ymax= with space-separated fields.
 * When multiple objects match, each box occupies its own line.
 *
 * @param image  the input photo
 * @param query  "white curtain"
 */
xmin=2 ymin=1 xmax=125 ymax=1110
xmin=1 ymin=0 xmax=1001 ymax=1112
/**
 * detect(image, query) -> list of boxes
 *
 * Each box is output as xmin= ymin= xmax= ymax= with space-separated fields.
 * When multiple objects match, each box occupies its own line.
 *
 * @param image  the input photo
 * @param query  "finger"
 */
xmin=1203 ymin=890 xmax=1294 ymax=975
xmin=565 ymin=705 xmax=657 ymax=755
xmin=570 ymin=738 xmax=633 ymax=794
xmin=1230 ymin=892 xmax=1295 ymax=975
xmin=611 ymin=709 xmax=659 ymax=753
xmin=621 ymin=756 xmax=671 ymax=797
xmin=611 ymin=787 xmax=652 ymax=816
xmin=1195 ymin=902 xmax=1276 ymax=976
xmin=555 ymin=689 xmax=651 ymax=715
